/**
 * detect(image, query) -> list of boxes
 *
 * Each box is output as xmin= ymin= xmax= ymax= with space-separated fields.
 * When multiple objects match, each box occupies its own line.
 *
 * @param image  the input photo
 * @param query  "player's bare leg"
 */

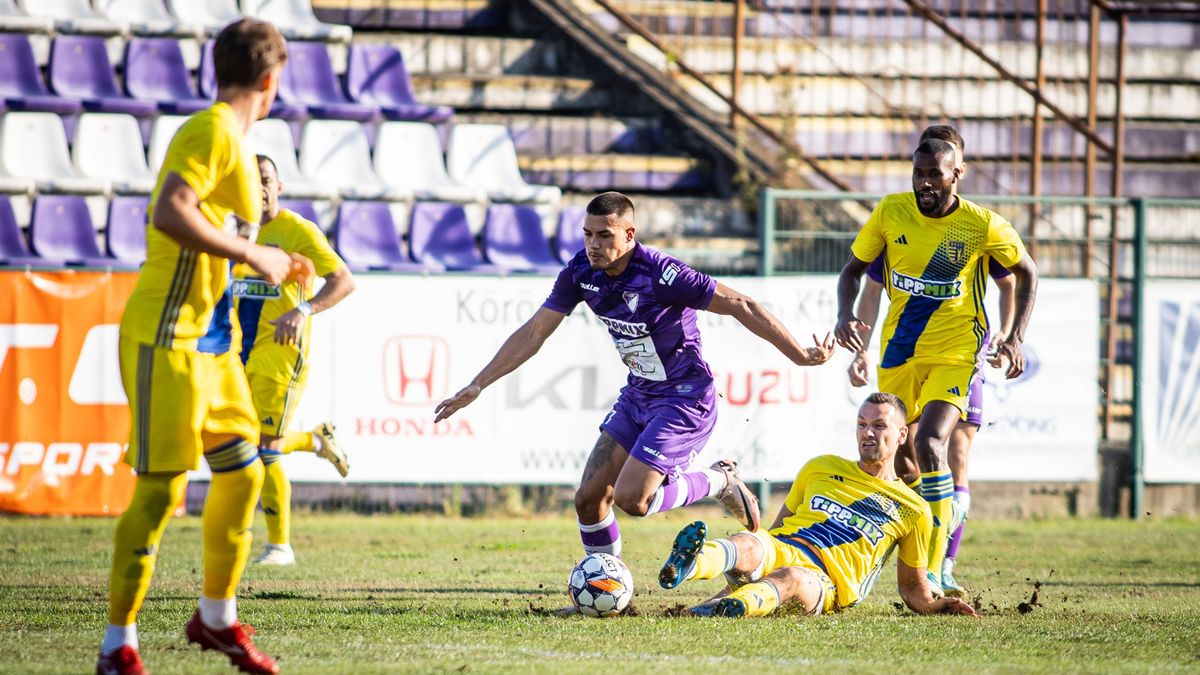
xmin=913 ymin=401 xmax=960 ymax=588
xmin=895 ymin=422 xmax=920 ymax=486
xmin=942 ymin=422 xmax=975 ymax=597
xmin=575 ymin=432 xmax=630 ymax=554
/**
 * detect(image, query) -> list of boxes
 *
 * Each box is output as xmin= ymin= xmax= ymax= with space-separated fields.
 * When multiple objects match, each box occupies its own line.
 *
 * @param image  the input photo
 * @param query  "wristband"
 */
xmin=295 ymin=301 xmax=313 ymax=317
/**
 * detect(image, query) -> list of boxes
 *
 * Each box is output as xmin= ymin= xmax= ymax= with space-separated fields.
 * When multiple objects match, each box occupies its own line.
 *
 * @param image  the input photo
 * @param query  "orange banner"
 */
xmin=0 ymin=270 xmax=139 ymax=515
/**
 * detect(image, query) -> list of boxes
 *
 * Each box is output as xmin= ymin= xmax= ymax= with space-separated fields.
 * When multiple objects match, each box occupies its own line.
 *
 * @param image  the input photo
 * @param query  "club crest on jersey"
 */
xmin=622 ymin=291 xmax=639 ymax=313
xmin=230 ymin=278 xmax=282 ymax=299
xmin=947 ymin=241 xmax=966 ymax=263
xmin=890 ymin=270 xmax=961 ymax=300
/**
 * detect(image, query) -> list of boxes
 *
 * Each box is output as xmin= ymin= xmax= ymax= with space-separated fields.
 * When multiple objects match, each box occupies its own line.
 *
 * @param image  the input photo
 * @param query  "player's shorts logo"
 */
xmin=890 ymin=270 xmax=962 ymax=300
xmin=382 ymin=335 xmax=450 ymax=406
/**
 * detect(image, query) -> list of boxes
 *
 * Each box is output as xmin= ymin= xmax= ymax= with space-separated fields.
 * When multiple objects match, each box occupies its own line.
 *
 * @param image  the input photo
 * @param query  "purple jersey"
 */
xmin=543 ymin=243 xmax=717 ymax=396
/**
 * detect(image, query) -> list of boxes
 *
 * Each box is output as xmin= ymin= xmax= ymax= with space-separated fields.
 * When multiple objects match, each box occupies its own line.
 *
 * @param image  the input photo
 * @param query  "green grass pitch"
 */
xmin=2 ymin=510 xmax=1199 ymax=673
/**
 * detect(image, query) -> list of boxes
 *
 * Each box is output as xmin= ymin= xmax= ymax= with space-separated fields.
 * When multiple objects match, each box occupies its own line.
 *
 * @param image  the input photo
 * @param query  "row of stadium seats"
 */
xmin=0 ymin=193 xmax=585 ymax=273
xmin=0 ymin=33 xmax=449 ymax=123
xmin=0 ymin=111 xmax=560 ymax=205
xmin=2 ymin=0 xmax=349 ymax=41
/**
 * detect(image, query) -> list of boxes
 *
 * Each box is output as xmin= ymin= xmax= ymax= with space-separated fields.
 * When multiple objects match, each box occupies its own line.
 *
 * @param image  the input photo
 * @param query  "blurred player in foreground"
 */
xmin=434 ymin=191 xmax=835 ymax=569
xmin=846 ymin=125 xmax=1017 ymax=597
xmin=235 ymin=154 xmax=355 ymax=567
xmin=835 ymin=137 xmax=1038 ymax=591
xmin=658 ymin=393 xmax=977 ymax=618
xmin=100 ymin=19 xmax=298 ymax=675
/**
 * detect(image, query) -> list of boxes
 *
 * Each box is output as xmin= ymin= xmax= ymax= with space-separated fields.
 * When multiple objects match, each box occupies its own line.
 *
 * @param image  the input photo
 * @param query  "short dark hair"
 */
xmin=255 ymin=154 xmax=278 ymax=179
xmin=864 ymin=392 xmax=908 ymax=422
xmin=213 ymin=19 xmax=287 ymax=89
xmin=919 ymin=125 xmax=964 ymax=156
xmin=586 ymin=191 xmax=635 ymax=220
xmin=914 ymin=138 xmax=956 ymax=162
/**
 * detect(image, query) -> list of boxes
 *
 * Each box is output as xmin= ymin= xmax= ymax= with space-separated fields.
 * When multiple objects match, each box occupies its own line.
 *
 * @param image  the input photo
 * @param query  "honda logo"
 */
xmin=382 ymin=335 xmax=450 ymax=406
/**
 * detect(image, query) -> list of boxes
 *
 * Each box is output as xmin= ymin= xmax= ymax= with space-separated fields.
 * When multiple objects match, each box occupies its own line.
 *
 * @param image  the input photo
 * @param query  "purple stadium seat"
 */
xmin=0 ymin=195 xmax=46 ymax=266
xmin=555 ymin=205 xmax=587 ymax=263
xmin=31 ymin=195 xmax=129 ymax=267
xmin=334 ymin=201 xmax=439 ymax=273
xmin=49 ymin=35 xmax=158 ymax=116
xmin=0 ymin=33 xmax=83 ymax=114
xmin=106 ymin=195 xmax=148 ymax=264
xmin=278 ymin=199 xmax=319 ymax=225
xmin=124 ymin=38 xmax=210 ymax=114
xmin=278 ymin=42 xmax=378 ymax=121
xmin=346 ymin=44 xmax=453 ymax=123
xmin=483 ymin=204 xmax=561 ymax=273
xmin=408 ymin=202 xmax=498 ymax=273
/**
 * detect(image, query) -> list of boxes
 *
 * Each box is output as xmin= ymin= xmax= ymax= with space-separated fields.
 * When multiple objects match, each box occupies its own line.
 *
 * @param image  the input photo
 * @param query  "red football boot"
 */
xmin=96 ymin=645 xmax=148 ymax=675
xmin=184 ymin=610 xmax=279 ymax=674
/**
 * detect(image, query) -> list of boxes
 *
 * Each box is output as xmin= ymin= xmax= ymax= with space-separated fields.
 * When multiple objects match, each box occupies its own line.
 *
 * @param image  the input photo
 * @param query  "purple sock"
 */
xmin=579 ymin=510 xmax=622 ymax=557
xmin=645 ymin=471 xmax=712 ymax=515
xmin=946 ymin=486 xmax=970 ymax=560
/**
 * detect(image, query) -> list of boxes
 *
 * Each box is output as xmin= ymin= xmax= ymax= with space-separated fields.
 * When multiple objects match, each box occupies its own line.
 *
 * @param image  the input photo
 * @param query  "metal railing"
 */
xmin=760 ymin=188 xmax=1200 ymax=518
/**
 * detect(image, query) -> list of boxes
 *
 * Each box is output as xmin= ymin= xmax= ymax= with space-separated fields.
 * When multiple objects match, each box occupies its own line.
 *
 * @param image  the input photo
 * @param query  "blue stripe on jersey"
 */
xmin=847 ymin=495 xmax=901 ymax=527
xmin=881 ymin=244 xmax=970 ymax=368
xmin=787 ymin=518 xmax=863 ymax=549
xmin=197 ymin=281 xmax=235 ymax=354
xmin=236 ymin=296 xmax=266 ymax=366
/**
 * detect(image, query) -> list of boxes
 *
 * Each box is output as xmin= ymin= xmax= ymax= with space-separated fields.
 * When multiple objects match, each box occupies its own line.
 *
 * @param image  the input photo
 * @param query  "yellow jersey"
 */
xmin=234 ymin=208 xmax=345 ymax=381
xmin=769 ymin=455 xmax=932 ymax=608
xmin=120 ymin=103 xmax=260 ymax=353
xmin=850 ymin=193 xmax=1027 ymax=368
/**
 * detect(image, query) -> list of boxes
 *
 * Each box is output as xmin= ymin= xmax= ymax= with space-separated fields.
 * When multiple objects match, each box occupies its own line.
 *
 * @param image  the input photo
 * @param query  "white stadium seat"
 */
xmin=165 ymin=0 xmax=240 ymax=35
xmin=374 ymin=122 xmax=486 ymax=204
xmin=73 ymin=113 xmax=157 ymax=195
xmin=447 ymin=124 xmax=562 ymax=205
xmin=0 ymin=0 xmax=54 ymax=33
xmin=95 ymin=0 xmax=195 ymax=37
xmin=247 ymin=118 xmax=338 ymax=200
xmin=17 ymin=0 xmax=124 ymax=35
xmin=147 ymin=114 xmax=188 ymax=173
xmin=300 ymin=120 xmax=409 ymax=201
xmin=0 ymin=113 xmax=110 ymax=195
xmin=239 ymin=0 xmax=351 ymax=43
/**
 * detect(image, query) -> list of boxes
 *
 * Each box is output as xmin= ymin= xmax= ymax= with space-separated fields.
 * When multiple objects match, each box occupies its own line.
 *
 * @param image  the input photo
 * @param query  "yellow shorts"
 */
xmin=119 ymin=334 xmax=259 ymax=473
xmin=741 ymin=530 xmax=838 ymax=615
xmin=247 ymin=369 xmax=309 ymax=437
xmin=877 ymin=360 xmax=976 ymax=424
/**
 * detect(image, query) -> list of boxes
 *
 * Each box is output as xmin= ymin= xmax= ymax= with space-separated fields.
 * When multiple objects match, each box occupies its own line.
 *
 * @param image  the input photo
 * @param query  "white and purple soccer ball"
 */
xmin=568 ymin=552 xmax=634 ymax=618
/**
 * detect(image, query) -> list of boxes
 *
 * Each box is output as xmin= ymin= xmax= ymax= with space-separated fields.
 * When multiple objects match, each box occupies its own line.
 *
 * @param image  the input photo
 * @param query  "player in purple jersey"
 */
xmin=435 ymin=192 xmax=835 ymax=564
xmin=848 ymin=253 xmax=1015 ymax=597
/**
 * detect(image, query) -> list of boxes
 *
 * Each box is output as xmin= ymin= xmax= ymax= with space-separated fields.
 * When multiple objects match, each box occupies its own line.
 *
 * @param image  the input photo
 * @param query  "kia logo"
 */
xmin=382 ymin=336 xmax=450 ymax=406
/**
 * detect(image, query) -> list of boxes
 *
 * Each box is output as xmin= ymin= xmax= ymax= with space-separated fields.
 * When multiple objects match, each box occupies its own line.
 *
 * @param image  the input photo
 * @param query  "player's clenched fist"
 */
xmin=286 ymin=252 xmax=316 ymax=286
xmin=244 ymin=243 xmax=293 ymax=285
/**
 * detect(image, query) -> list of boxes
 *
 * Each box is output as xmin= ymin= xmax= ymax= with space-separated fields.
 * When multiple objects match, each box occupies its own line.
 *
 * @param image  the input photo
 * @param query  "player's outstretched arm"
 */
xmin=835 ymin=254 xmax=873 ymax=353
xmin=897 ymin=560 xmax=978 ymax=616
xmin=847 ymin=278 xmax=884 ymax=387
xmin=434 ymin=307 xmax=567 ymax=422
xmin=994 ymin=254 xmax=1039 ymax=379
xmin=706 ymin=282 xmax=834 ymax=366
xmin=271 ymin=265 xmax=356 ymax=346
xmin=154 ymin=173 xmax=291 ymax=284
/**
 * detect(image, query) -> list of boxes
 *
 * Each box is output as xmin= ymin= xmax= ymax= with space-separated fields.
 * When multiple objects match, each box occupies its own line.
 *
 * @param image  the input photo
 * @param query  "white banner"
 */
xmin=1142 ymin=281 xmax=1200 ymax=483
xmin=272 ymin=275 xmax=1098 ymax=484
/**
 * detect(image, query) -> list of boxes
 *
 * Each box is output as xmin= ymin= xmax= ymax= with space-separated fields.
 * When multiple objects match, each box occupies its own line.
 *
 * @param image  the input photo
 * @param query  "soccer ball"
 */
xmin=568 ymin=552 xmax=634 ymax=618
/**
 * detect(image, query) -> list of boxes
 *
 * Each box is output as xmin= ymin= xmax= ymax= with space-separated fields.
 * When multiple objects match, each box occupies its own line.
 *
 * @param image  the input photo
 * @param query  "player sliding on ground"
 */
xmin=658 ymin=393 xmax=978 ymax=618
xmin=835 ymin=137 xmax=1038 ymax=592
xmin=235 ymin=154 xmax=356 ymax=567
xmin=99 ymin=19 xmax=296 ymax=675
xmin=434 ymin=191 xmax=835 ymax=570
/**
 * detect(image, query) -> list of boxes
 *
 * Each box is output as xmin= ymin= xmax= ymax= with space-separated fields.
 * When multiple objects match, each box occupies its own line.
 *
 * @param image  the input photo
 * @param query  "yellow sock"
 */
xmin=108 ymin=472 xmax=188 ymax=625
xmin=690 ymin=540 xmax=737 ymax=581
xmin=906 ymin=477 xmax=920 ymax=491
xmin=282 ymin=431 xmax=315 ymax=454
xmin=202 ymin=441 xmax=264 ymax=600
xmin=920 ymin=470 xmax=955 ymax=579
xmin=727 ymin=580 xmax=781 ymax=617
xmin=260 ymin=459 xmax=292 ymax=546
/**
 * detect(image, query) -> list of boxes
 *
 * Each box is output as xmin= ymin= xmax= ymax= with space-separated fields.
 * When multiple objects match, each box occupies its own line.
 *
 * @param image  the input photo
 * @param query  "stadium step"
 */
xmin=411 ymin=74 xmax=610 ymax=112
xmin=456 ymin=113 xmax=668 ymax=156
xmin=517 ymin=153 xmax=711 ymax=192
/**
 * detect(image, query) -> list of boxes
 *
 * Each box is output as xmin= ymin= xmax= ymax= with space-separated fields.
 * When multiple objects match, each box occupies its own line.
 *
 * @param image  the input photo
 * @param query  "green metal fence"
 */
xmin=759 ymin=189 xmax=1200 ymax=519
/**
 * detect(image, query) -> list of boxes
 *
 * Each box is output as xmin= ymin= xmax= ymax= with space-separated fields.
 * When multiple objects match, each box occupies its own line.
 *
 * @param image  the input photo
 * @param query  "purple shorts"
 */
xmin=599 ymin=383 xmax=717 ymax=483
xmin=962 ymin=373 xmax=984 ymax=427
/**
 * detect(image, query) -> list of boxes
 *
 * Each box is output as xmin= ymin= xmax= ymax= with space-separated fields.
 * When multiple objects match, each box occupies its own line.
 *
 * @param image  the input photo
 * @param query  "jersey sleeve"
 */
xmin=850 ymin=203 xmax=887 ymax=263
xmin=297 ymin=221 xmax=345 ymax=277
xmin=987 ymin=256 xmax=1013 ymax=280
xmin=983 ymin=214 xmax=1027 ymax=268
xmin=783 ymin=459 xmax=819 ymax=513
xmin=866 ymin=254 xmax=885 ymax=283
xmin=160 ymin=116 xmax=232 ymax=201
xmin=897 ymin=502 xmax=933 ymax=569
xmin=655 ymin=259 xmax=717 ymax=310
xmin=542 ymin=264 xmax=581 ymax=314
